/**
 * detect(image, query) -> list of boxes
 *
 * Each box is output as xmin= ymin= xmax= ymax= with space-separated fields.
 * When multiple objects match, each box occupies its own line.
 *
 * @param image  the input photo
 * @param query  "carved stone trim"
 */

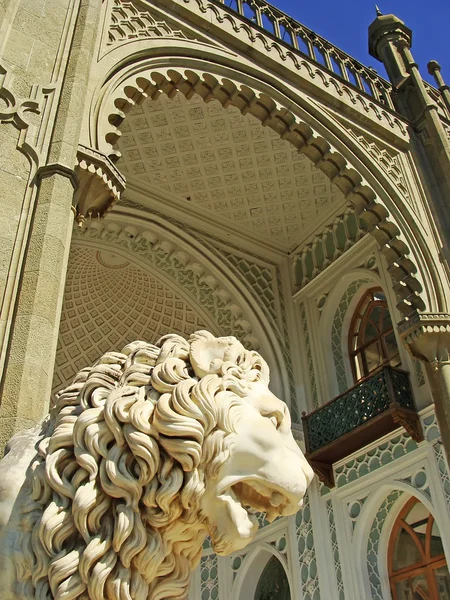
xmin=108 ymin=0 xmax=193 ymax=46
xmin=0 ymin=64 xmax=40 ymax=130
xmin=100 ymin=65 xmax=425 ymax=315
xmin=292 ymin=208 xmax=367 ymax=289
xmin=399 ymin=311 xmax=450 ymax=363
xmin=35 ymin=163 xmax=80 ymax=190
xmin=73 ymin=145 xmax=126 ymax=225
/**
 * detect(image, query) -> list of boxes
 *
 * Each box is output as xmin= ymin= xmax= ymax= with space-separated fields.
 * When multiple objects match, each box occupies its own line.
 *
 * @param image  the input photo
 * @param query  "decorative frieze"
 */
xmin=200 ymin=554 xmax=219 ymax=600
xmin=326 ymin=500 xmax=346 ymax=600
xmin=108 ymin=0 xmax=195 ymax=46
xmin=0 ymin=62 xmax=56 ymax=171
xmin=293 ymin=210 xmax=367 ymax=290
xmin=296 ymin=492 xmax=320 ymax=599
xmin=367 ymin=490 xmax=403 ymax=600
xmin=175 ymin=0 xmax=409 ymax=137
xmin=72 ymin=219 xmax=259 ymax=349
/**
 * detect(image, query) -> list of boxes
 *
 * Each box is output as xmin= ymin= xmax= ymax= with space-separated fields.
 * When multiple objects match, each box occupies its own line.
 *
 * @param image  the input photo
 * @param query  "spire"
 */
xmin=375 ymin=5 xmax=382 ymax=16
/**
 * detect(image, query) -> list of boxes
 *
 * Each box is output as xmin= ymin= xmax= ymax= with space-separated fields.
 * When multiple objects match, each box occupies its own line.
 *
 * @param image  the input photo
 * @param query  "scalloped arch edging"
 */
xmin=97 ymin=64 xmax=427 ymax=316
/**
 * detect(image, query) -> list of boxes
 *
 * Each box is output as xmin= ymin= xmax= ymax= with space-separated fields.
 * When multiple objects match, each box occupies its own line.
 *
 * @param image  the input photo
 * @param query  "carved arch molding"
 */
xmin=89 ymin=57 xmax=445 ymax=316
xmin=57 ymin=211 xmax=291 ymax=401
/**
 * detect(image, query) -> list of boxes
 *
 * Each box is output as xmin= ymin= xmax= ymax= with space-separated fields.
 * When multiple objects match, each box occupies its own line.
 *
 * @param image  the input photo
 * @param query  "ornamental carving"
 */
xmin=73 ymin=144 xmax=126 ymax=226
xmin=0 ymin=331 xmax=313 ymax=599
xmin=107 ymin=0 xmax=196 ymax=46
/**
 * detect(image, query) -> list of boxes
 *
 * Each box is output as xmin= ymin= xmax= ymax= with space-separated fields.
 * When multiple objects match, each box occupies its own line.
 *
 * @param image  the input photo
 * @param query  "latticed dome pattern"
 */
xmin=52 ymin=245 xmax=209 ymax=393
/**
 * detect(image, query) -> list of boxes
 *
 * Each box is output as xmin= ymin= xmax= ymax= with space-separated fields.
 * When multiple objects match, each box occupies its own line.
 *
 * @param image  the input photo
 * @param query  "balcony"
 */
xmin=301 ymin=367 xmax=423 ymax=488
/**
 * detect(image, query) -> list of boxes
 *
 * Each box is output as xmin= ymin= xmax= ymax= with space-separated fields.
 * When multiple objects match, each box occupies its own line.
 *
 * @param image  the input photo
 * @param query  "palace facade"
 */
xmin=1 ymin=0 xmax=450 ymax=597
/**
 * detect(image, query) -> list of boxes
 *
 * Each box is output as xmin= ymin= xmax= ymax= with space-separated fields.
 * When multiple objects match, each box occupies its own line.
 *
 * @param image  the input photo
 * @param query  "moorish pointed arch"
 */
xmin=85 ymin=55 xmax=449 ymax=317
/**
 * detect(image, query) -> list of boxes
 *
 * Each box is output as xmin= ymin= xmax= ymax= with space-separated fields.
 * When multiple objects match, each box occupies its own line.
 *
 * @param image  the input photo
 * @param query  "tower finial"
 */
xmin=375 ymin=5 xmax=382 ymax=16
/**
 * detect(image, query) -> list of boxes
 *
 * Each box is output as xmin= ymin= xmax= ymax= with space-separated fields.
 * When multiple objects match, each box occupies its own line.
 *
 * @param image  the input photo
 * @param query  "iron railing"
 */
xmin=214 ymin=0 xmax=394 ymax=108
xmin=302 ymin=366 xmax=414 ymax=454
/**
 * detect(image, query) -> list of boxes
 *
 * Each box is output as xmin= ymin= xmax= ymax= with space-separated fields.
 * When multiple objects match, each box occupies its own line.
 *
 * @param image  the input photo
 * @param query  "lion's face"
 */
xmin=200 ymin=380 xmax=314 ymax=555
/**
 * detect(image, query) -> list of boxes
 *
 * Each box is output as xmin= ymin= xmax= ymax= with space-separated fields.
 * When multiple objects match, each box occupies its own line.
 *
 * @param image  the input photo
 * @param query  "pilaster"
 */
xmin=0 ymin=0 xmax=104 ymax=450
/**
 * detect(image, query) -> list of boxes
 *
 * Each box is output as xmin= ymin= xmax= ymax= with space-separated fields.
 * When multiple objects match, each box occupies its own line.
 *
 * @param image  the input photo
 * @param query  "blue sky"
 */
xmin=265 ymin=0 xmax=450 ymax=85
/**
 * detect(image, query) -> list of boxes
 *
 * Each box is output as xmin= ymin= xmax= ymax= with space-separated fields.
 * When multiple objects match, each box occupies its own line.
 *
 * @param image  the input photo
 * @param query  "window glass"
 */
xmin=389 ymin=498 xmax=450 ymax=600
xmin=348 ymin=288 xmax=400 ymax=382
xmin=393 ymin=527 xmax=423 ymax=571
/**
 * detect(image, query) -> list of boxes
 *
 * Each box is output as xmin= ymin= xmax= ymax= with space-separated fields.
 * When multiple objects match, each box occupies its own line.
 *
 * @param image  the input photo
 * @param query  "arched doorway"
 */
xmin=254 ymin=555 xmax=291 ymax=600
xmin=388 ymin=497 xmax=450 ymax=598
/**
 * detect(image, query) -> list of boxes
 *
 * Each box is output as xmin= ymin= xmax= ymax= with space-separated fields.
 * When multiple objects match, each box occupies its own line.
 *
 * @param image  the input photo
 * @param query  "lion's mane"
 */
xmin=15 ymin=332 xmax=268 ymax=600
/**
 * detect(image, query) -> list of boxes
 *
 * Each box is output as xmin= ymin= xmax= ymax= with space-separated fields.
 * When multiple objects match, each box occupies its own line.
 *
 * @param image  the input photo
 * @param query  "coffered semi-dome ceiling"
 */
xmin=116 ymin=92 xmax=345 ymax=248
xmin=52 ymin=244 xmax=213 ymax=394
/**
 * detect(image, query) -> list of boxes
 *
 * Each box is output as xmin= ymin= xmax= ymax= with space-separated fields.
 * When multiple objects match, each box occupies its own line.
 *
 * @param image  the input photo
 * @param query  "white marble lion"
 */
xmin=0 ymin=331 xmax=313 ymax=600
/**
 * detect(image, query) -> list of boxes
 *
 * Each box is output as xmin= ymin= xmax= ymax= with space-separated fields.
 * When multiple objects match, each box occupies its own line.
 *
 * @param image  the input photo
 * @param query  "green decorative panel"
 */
xmin=334 ymin=431 xmax=418 ymax=488
xmin=326 ymin=500 xmax=346 ymax=600
xmin=294 ymin=211 xmax=366 ymax=289
xmin=367 ymin=491 xmax=403 ymax=600
xmin=223 ymin=251 xmax=277 ymax=321
xmin=299 ymin=303 xmax=319 ymax=409
xmin=331 ymin=279 xmax=369 ymax=394
xmin=296 ymin=492 xmax=320 ymax=599
xmin=200 ymin=554 xmax=219 ymax=600
xmin=434 ymin=444 xmax=450 ymax=513
xmin=277 ymin=269 xmax=300 ymax=423
xmin=203 ymin=536 xmax=212 ymax=550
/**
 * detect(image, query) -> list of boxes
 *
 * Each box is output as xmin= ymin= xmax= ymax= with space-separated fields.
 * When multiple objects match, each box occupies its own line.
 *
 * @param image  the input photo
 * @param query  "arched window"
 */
xmin=348 ymin=287 xmax=400 ymax=382
xmin=388 ymin=497 xmax=450 ymax=599
xmin=254 ymin=556 xmax=290 ymax=600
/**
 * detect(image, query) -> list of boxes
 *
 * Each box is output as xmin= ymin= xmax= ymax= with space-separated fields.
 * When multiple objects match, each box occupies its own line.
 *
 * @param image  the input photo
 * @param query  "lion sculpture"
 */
xmin=0 ymin=331 xmax=313 ymax=600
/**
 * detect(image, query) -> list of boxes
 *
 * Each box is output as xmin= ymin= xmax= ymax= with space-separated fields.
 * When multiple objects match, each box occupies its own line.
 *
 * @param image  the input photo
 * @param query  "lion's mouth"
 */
xmin=229 ymin=479 xmax=291 ymax=523
xmin=209 ymin=478 xmax=300 ymax=554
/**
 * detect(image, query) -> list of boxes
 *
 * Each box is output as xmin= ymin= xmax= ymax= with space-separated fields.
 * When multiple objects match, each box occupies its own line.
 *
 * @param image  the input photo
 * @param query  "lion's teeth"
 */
xmin=270 ymin=492 xmax=284 ymax=508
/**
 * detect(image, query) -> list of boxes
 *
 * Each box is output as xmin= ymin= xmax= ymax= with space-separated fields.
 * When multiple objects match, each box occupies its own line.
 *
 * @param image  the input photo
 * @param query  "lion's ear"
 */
xmin=189 ymin=331 xmax=242 ymax=378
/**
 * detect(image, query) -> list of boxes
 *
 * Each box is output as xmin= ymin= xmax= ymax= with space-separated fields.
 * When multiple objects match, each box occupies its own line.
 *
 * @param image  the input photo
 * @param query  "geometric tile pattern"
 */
xmin=117 ymin=92 xmax=344 ymax=247
xmin=299 ymin=302 xmax=319 ymax=409
xmin=71 ymin=225 xmax=253 ymax=348
xmin=223 ymin=251 xmax=277 ymax=321
xmin=200 ymin=553 xmax=219 ymax=600
xmin=434 ymin=443 xmax=450 ymax=515
xmin=326 ymin=500 xmax=346 ymax=600
xmin=277 ymin=268 xmax=301 ymax=422
xmin=334 ymin=431 xmax=418 ymax=489
xmin=296 ymin=491 xmax=320 ymax=600
xmin=108 ymin=0 xmax=194 ymax=46
xmin=331 ymin=279 xmax=369 ymax=394
xmin=367 ymin=490 xmax=403 ymax=600
xmin=52 ymin=245 xmax=207 ymax=394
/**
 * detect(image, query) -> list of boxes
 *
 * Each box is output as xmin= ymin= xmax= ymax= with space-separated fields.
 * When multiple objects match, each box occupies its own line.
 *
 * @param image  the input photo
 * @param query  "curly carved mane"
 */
xmin=16 ymin=331 xmax=269 ymax=600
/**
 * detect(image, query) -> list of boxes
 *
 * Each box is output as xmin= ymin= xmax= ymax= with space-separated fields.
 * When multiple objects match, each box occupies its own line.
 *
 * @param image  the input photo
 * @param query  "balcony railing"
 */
xmin=213 ymin=0 xmax=394 ymax=108
xmin=302 ymin=366 xmax=423 ymax=487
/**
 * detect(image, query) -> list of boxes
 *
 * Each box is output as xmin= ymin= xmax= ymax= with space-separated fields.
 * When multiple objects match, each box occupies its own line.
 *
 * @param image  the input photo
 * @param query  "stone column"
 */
xmin=0 ymin=0 xmax=103 ymax=451
xmin=400 ymin=313 xmax=450 ymax=466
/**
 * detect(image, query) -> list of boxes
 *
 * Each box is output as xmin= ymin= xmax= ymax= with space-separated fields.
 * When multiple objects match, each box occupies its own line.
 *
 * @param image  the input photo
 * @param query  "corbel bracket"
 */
xmin=73 ymin=144 xmax=126 ymax=227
